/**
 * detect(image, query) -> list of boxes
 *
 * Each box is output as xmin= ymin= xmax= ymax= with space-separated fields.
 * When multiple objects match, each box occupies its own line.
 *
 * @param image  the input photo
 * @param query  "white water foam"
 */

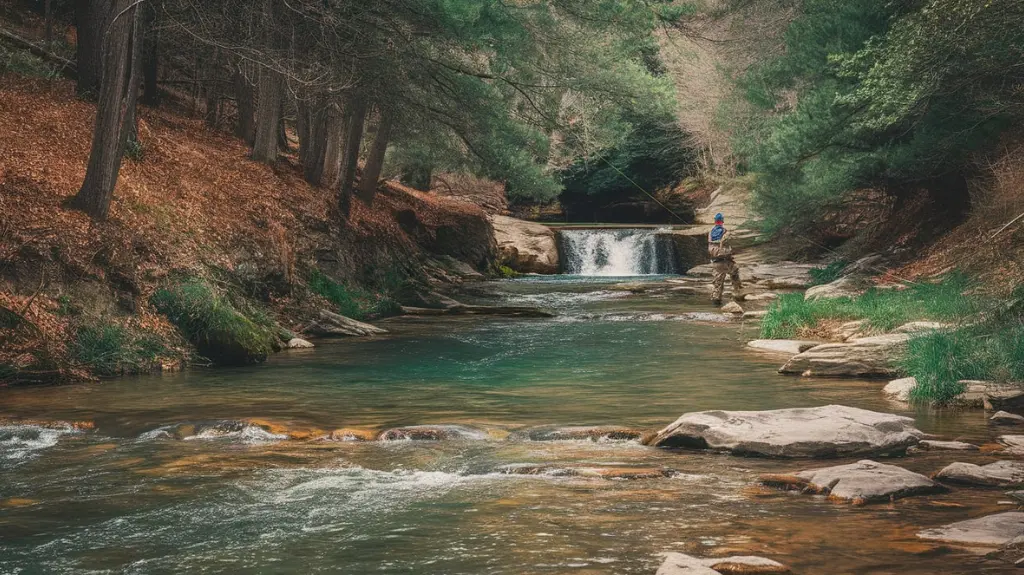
xmin=559 ymin=229 xmax=674 ymax=276
xmin=0 ymin=424 xmax=77 ymax=461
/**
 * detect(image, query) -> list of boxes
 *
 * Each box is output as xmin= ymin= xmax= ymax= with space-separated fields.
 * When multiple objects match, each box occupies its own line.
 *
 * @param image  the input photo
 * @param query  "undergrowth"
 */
xmin=760 ymin=274 xmax=977 ymax=339
xmin=902 ymin=289 xmax=1024 ymax=405
xmin=151 ymin=278 xmax=276 ymax=366
xmin=808 ymin=260 xmax=847 ymax=286
xmin=308 ymin=269 xmax=400 ymax=320
xmin=0 ymin=45 xmax=61 ymax=79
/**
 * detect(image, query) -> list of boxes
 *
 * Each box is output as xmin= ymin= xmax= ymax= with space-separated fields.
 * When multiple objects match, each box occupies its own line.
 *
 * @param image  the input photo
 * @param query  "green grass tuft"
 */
xmin=71 ymin=322 xmax=169 ymax=377
xmin=760 ymin=274 xmax=978 ymax=339
xmin=151 ymin=278 xmax=275 ymax=366
xmin=308 ymin=269 xmax=400 ymax=321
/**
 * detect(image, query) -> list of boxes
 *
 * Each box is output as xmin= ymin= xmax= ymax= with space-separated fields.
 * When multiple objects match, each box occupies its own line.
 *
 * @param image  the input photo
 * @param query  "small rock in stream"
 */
xmin=656 ymin=552 xmax=789 ymax=575
xmin=910 ymin=439 xmax=980 ymax=452
xmin=647 ymin=405 xmax=922 ymax=458
xmin=993 ymin=411 xmax=1024 ymax=425
xmin=720 ymin=301 xmax=744 ymax=315
xmin=935 ymin=461 xmax=1024 ymax=487
xmin=918 ymin=512 xmax=1024 ymax=547
xmin=760 ymin=460 xmax=944 ymax=504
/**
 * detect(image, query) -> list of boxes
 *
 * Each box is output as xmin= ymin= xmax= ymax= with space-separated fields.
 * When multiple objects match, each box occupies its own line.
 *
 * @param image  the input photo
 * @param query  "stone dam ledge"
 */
xmin=645 ymin=405 xmax=923 ymax=458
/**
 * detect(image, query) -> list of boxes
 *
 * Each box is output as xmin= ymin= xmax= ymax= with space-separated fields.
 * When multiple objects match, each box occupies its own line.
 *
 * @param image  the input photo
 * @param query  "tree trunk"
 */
xmin=251 ymin=67 xmax=283 ymax=164
xmin=203 ymin=50 xmax=221 ymax=128
xmin=357 ymin=111 xmax=394 ymax=206
xmin=338 ymin=98 xmax=367 ymax=218
xmin=76 ymin=0 xmax=112 ymax=98
xmin=70 ymin=0 xmax=142 ymax=219
xmin=321 ymin=107 xmax=344 ymax=188
xmin=301 ymin=104 xmax=329 ymax=185
xmin=277 ymin=99 xmax=290 ymax=151
xmin=234 ymin=68 xmax=256 ymax=145
xmin=140 ymin=0 xmax=160 ymax=106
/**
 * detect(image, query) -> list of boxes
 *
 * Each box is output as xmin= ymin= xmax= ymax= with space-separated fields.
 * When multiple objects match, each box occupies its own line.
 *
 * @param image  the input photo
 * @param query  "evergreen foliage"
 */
xmin=734 ymin=0 xmax=1024 ymax=233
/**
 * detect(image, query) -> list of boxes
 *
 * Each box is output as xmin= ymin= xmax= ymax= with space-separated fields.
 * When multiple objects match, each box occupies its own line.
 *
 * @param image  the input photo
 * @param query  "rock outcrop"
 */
xmin=656 ymin=552 xmax=789 ymax=575
xmin=935 ymin=461 xmax=1024 ymax=487
xmin=918 ymin=512 xmax=1024 ymax=546
xmin=804 ymin=277 xmax=866 ymax=301
xmin=646 ymin=405 xmax=922 ymax=458
xmin=779 ymin=334 xmax=909 ymax=377
xmin=490 ymin=215 xmax=559 ymax=274
xmin=760 ymin=460 xmax=944 ymax=504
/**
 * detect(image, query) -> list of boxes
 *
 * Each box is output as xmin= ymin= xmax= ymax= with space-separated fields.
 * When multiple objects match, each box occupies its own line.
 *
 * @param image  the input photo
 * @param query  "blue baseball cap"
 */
xmin=714 ymin=213 xmax=724 ymax=223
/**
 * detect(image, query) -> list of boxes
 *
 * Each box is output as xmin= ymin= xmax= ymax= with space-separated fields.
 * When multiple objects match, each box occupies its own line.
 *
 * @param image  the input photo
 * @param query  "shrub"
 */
xmin=70 ymin=322 xmax=169 ymax=377
xmin=901 ymin=331 xmax=980 ymax=404
xmin=0 ymin=45 xmax=61 ymax=79
xmin=151 ymin=278 xmax=275 ymax=366
xmin=308 ymin=269 xmax=399 ymax=320
xmin=808 ymin=260 xmax=848 ymax=286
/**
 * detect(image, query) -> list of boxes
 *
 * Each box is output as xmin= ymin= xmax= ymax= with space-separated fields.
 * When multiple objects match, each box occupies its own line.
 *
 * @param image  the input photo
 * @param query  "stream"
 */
xmin=0 ymin=275 xmax=1015 ymax=574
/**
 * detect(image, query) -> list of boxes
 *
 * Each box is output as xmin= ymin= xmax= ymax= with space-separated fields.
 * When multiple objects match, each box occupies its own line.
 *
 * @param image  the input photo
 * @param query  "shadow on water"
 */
xmin=0 ymin=277 xmax=1015 ymax=573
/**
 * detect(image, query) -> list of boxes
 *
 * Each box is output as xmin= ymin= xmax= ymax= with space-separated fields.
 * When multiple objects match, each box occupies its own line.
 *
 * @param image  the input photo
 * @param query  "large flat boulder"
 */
xmin=646 ymin=405 xmax=922 ymax=458
xmin=760 ymin=460 xmax=943 ymax=504
xmin=656 ymin=552 xmax=789 ymax=575
xmin=918 ymin=512 xmax=1024 ymax=546
xmin=747 ymin=339 xmax=821 ymax=355
xmin=779 ymin=334 xmax=909 ymax=377
xmin=935 ymin=461 xmax=1024 ymax=487
xmin=490 ymin=215 xmax=559 ymax=274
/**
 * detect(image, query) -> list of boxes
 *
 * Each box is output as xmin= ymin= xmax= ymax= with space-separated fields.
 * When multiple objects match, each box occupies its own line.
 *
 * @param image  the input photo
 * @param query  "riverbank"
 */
xmin=0 ymin=76 xmax=498 ymax=385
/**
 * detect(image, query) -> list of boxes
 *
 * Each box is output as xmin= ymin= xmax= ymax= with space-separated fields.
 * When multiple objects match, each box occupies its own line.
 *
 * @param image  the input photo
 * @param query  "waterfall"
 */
xmin=558 ymin=229 xmax=678 ymax=276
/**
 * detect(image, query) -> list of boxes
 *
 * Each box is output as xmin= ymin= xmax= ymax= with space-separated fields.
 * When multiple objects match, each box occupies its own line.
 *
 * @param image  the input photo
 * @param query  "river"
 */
xmin=0 ymin=276 xmax=1014 ymax=573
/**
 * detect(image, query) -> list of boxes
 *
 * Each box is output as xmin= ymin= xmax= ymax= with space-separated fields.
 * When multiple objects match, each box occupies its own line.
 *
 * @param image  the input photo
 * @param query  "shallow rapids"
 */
xmin=0 ymin=277 xmax=1015 ymax=573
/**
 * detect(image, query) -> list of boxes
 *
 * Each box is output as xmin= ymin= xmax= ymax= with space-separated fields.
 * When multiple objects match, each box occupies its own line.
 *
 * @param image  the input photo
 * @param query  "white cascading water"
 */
xmin=559 ymin=229 xmax=675 ymax=276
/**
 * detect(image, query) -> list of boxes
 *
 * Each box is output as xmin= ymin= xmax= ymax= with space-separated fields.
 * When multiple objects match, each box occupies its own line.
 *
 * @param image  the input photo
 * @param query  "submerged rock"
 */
xmin=646 ymin=405 xmax=922 ymax=458
xmin=747 ymin=339 xmax=821 ymax=356
xmin=656 ymin=552 xmax=789 ymax=575
xmin=720 ymin=301 xmax=744 ymax=315
xmin=918 ymin=512 xmax=1024 ymax=546
xmin=286 ymin=338 xmax=315 ymax=349
xmin=779 ymin=334 xmax=909 ymax=377
xmin=501 ymin=464 xmax=674 ymax=480
xmin=935 ymin=461 xmax=1024 ymax=487
xmin=490 ymin=215 xmax=559 ymax=274
xmin=508 ymin=426 xmax=649 ymax=443
xmin=912 ymin=440 xmax=979 ymax=452
xmin=760 ymin=460 xmax=944 ymax=504
xmin=376 ymin=425 xmax=488 ymax=441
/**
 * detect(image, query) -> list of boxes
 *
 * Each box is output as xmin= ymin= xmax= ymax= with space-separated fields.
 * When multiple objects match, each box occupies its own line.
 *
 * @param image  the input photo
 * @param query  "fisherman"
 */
xmin=708 ymin=213 xmax=742 ymax=306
